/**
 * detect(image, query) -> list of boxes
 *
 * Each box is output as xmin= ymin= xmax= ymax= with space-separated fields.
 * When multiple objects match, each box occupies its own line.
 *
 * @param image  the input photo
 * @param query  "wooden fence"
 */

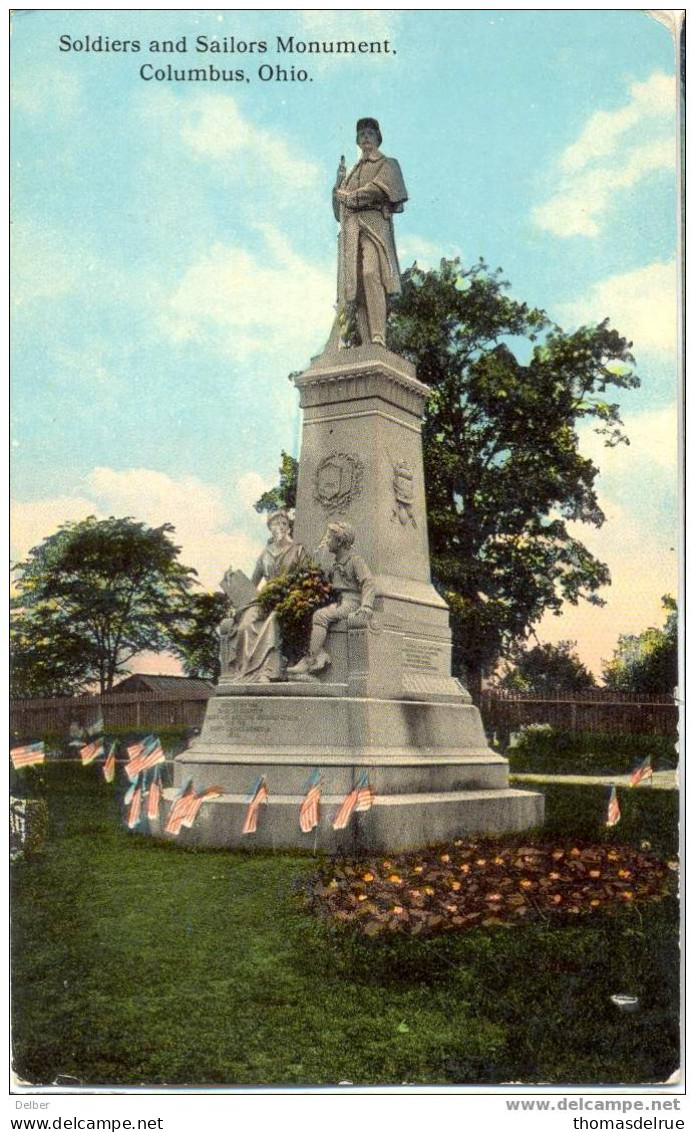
xmin=10 ymin=692 xmax=210 ymax=738
xmin=480 ymin=689 xmax=678 ymax=738
xmin=11 ymin=687 xmax=679 ymax=741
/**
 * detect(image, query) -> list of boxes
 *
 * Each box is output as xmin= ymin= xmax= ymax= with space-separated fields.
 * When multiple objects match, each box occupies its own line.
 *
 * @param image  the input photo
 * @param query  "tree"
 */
xmin=602 ymin=595 xmax=678 ymax=694
xmin=260 ymin=259 xmax=638 ymax=694
xmin=168 ymin=590 xmax=228 ymax=681
xmin=11 ymin=516 xmax=200 ymax=694
xmin=254 ymin=451 xmax=298 ymax=515
xmin=498 ymin=639 xmax=596 ymax=696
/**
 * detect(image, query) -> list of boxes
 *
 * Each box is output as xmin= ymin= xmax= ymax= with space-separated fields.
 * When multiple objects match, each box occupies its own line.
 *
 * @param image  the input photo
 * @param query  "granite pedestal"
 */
xmin=161 ymin=345 xmax=543 ymax=849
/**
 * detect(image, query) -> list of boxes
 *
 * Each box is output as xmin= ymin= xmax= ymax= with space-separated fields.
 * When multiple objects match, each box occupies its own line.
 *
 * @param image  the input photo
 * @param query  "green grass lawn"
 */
xmin=11 ymin=765 xmax=680 ymax=1087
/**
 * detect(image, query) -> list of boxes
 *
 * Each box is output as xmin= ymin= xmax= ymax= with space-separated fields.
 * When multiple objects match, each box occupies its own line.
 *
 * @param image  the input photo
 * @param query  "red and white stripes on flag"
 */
xmin=11 ymin=742 xmax=45 ymax=770
xmin=80 ymin=738 xmax=104 ymax=766
xmin=126 ymin=737 xmax=166 ymax=781
xmin=242 ymin=777 xmax=269 ymax=835
xmin=147 ymin=770 xmax=162 ymax=821
xmin=164 ymin=779 xmax=196 ymax=836
xmin=332 ymin=772 xmax=374 ymax=831
xmin=127 ymin=782 xmax=143 ymax=829
xmin=299 ymin=770 xmax=322 ymax=833
xmin=630 ymin=757 xmax=654 ymax=787
xmin=605 ymin=785 xmax=621 ymax=827
xmin=102 ymin=742 xmax=117 ymax=783
xmin=182 ymin=786 xmax=223 ymax=829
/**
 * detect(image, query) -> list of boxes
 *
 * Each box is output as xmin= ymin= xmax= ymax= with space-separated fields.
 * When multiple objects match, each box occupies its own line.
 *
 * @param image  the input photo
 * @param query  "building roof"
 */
xmin=111 ymin=674 xmax=214 ymax=698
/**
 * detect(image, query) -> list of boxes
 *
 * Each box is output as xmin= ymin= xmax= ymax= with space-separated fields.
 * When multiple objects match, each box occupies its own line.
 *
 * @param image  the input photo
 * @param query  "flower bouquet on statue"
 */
xmin=256 ymin=563 xmax=338 ymax=667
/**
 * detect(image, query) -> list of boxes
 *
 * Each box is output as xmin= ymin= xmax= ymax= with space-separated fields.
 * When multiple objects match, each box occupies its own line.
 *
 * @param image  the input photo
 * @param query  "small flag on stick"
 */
xmin=126 ymin=735 xmax=166 ymax=780
xmin=242 ymin=777 xmax=269 ymax=835
xmin=127 ymin=781 xmax=143 ymax=829
xmin=299 ymin=770 xmax=322 ymax=833
xmin=11 ymin=742 xmax=45 ymax=770
xmin=333 ymin=771 xmax=373 ymax=830
xmin=355 ymin=772 xmax=375 ymax=813
xmin=146 ymin=767 xmax=162 ymax=821
xmin=164 ymin=778 xmax=196 ymax=836
xmin=80 ymin=738 xmax=104 ymax=766
xmin=630 ymin=756 xmax=654 ymax=787
xmin=102 ymin=742 xmax=117 ymax=783
xmin=182 ymin=786 xmax=223 ymax=829
xmin=605 ymin=785 xmax=621 ymax=827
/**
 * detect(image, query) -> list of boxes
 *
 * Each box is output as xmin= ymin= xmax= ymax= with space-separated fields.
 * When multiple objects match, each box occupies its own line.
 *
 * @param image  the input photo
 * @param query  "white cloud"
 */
xmin=141 ymin=89 xmax=319 ymax=188
xmin=160 ymin=224 xmax=334 ymax=364
xmin=579 ymin=403 xmax=678 ymax=480
xmin=398 ymin=235 xmax=463 ymax=271
xmin=532 ymin=71 xmax=676 ymax=238
xmin=11 ymin=466 xmax=272 ymax=590
xmin=558 ymin=259 xmax=677 ymax=359
xmin=11 ymin=64 xmax=81 ymax=118
xmin=11 ymin=220 xmax=83 ymax=306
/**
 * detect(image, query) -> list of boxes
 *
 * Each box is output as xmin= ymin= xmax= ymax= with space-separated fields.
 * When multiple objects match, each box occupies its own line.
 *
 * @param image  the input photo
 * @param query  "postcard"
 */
xmin=10 ymin=8 xmax=683 ymax=1105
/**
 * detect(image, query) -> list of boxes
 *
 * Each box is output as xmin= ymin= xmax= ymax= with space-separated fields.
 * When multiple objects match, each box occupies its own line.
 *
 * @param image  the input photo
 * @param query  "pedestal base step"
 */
xmin=150 ymin=786 xmax=544 ymax=852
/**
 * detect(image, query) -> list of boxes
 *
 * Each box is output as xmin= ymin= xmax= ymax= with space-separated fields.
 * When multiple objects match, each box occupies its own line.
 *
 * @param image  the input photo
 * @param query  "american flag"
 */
xmin=127 ymin=740 xmax=146 ymax=761
xmin=146 ymin=768 xmax=162 ymax=821
xmin=182 ymin=786 xmax=223 ymax=829
xmin=630 ymin=756 xmax=654 ymax=787
xmin=127 ymin=782 xmax=143 ymax=829
xmin=355 ymin=772 xmax=375 ymax=812
xmin=126 ymin=735 xmax=166 ymax=780
xmin=242 ymin=777 xmax=269 ymax=835
xmin=102 ymin=742 xmax=117 ymax=783
xmin=333 ymin=771 xmax=373 ymax=830
xmin=164 ymin=778 xmax=196 ymax=836
xmin=605 ymin=785 xmax=621 ymax=827
xmin=80 ymin=738 xmax=104 ymax=766
xmin=299 ymin=770 xmax=322 ymax=833
xmin=11 ymin=742 xmax=45 ymax=770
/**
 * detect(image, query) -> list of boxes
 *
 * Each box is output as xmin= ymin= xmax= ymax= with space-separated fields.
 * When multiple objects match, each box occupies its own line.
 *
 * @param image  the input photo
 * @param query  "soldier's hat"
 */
xmin=356 ymin=117 xmax=382 ymax=145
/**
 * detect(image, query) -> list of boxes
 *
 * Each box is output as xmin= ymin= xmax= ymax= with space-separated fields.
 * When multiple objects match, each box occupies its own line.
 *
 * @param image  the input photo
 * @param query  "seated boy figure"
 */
xmin=288 ymin=521 xmax=375 ymax=675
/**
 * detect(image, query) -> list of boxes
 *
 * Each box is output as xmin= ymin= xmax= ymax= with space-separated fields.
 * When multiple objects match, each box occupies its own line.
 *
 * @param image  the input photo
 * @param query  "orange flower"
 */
xmin=590 ymin=899 xmax=601 ymax=907
xmin=620 ymin=891 xmax=635 ymax=900
xmin=487 ymin=893 xmax=502 ymax=902
xmin=440 ymin=853 xmax=451 ymax=863
xmin=382 ymin=861 xmax=392 ymax=869
xmin=358 ymin=894 xmax=368 ymax=902
xmin=552 ymin=850 xmax=564 ymax=860
xmin=392 ymin=905 xmax=404 ymax=914
xmin=618 ymin=869 xmax=631 ymax=879
xmin=388 ymin=874 xmax=403 ymax=884
xmin=519 ymin=879 xmax=533 ymax=888
xmin=446 ymin=904 xmax=457 ymax=913
xmin=423 ymin=886 xmax=435 ymax=896
xmin=328 ymin=880 xmax=339 ymax=888
xmin=549 ymin=872 xmax=561 ymax=880
xmin=589 ymin=870 xmax=601 ymax=878
xmin=362 ymin=872 xmax=374 ymax=882
xmin=476 ymin=858 xmax=487 ymax=866
xmin=450 ymin=881 xmax=461 ymax=891
xmin=494 ymin=856 xmax=505 ymax=865
xmin=550 ymin=894 xmax=562 ymax=904
xmin=459 ymin=864 xmax=471 ymax=874
xmin=413 ymin=865 xmax=424 ymax=873
xmin=570 ymin=848 xmax=581 ymax=857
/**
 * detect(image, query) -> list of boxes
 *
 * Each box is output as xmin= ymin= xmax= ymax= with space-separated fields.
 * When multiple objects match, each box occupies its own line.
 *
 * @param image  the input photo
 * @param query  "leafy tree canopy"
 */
xmin=261 ymin=259 xmax=639 ymax=692
xmin=254 ymin=452 xmax=298 ymax=515
xmin=168 ymin=590 xmax=228 ymax=682
xmin=498 ymin=639 xmax=596 ymax=696
xmin=602 ymin=595 xmax=678 ymax=695
xmin=11 ymin=516 xmax=200 ymax=694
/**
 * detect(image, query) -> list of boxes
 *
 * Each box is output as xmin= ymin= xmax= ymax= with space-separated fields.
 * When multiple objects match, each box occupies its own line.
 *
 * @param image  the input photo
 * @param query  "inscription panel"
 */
xmin=205 ymin=700 xmax=301 ymax=742
xmin=403 ymin=639 xmax=447 ymax=675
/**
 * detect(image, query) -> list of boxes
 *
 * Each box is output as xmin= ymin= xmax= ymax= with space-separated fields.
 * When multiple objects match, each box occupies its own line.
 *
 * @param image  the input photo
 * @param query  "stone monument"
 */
xmin=161 ymin=117 xmax=544 ymax=850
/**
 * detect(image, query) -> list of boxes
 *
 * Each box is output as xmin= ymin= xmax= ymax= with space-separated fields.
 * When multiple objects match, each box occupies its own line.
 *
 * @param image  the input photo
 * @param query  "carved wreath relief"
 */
xmin=314 ymin=451 xmax=364 ymax=513
xmin=391 ymin=460 xmax=417 ymax=527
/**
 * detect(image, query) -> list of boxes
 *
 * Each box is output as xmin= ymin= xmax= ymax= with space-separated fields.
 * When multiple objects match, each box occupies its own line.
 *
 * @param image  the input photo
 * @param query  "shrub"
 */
xmin=506 ymin=728 xmax=678 ymax=775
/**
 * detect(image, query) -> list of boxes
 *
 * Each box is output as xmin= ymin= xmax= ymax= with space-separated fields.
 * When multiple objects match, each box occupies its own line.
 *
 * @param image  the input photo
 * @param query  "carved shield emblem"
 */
xmin=314 ymin=452 xmax=364 ymax=512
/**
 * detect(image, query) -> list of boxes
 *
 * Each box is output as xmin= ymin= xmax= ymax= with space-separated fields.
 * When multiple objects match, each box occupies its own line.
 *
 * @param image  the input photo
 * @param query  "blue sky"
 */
xmin=11 ymin=9 xmax=680 ymax=676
